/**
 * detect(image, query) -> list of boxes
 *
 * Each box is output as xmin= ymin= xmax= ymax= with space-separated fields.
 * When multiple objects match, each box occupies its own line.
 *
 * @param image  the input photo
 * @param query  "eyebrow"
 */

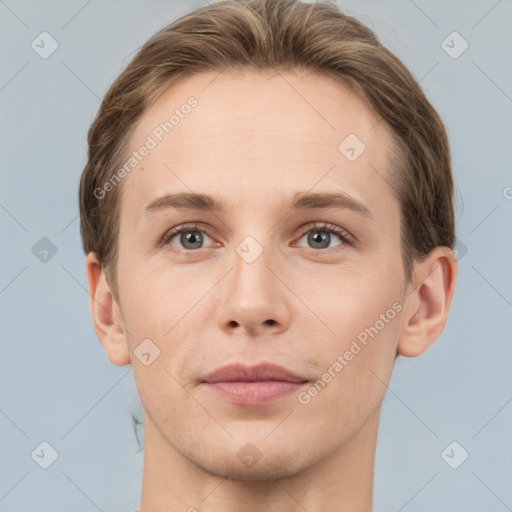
xmin=145 ymin=191 xmax=372 ymax=218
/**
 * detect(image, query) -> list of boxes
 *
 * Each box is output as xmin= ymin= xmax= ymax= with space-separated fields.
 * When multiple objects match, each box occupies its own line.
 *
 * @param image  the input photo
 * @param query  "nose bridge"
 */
xmin=215 ymin=227 xmax=290 ymax=335
xmin=229 ymin=212 xmax=276 ymax=287
xmin=230 ymin=231 xmax=276 ymax=306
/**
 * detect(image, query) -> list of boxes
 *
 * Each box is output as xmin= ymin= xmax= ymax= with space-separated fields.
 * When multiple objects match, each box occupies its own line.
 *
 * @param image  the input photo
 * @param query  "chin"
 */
xmin=197 ymin=450 xmax=311 ymax=482
xmin=211 ymin=461 xmax=303 ymax=482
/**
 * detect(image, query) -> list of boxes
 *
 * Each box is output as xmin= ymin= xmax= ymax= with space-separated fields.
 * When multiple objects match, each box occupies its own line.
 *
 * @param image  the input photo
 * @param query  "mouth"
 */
xmin=201 ymin=362 xmax=309 ymax=406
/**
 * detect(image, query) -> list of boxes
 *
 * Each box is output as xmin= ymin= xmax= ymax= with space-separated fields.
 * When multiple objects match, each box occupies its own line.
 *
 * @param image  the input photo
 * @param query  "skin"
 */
xmin=86 ymin=69 xmax=457 ymax=512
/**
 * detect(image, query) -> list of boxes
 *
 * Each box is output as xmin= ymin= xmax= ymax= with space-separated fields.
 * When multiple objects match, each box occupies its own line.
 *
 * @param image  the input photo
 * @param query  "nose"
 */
xmin=215 ymin=240 xmax=291 ymax=337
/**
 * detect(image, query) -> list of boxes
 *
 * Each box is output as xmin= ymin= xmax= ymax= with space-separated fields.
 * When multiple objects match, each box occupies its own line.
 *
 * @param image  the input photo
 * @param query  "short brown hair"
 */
xmin=79 ymin=0 xmax=454 ymax=293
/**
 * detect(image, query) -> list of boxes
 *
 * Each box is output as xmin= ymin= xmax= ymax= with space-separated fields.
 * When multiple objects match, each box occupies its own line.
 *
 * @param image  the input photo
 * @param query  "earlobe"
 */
xmin=85 ymin=252 xmax=131 ymax=366
xmin=397 ymin=246 xmax=457 ymax=358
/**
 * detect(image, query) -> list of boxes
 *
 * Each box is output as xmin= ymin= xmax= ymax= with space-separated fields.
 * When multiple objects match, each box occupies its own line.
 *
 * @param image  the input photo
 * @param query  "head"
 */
xmin=80 ymin=0 xmax=456 ymax=478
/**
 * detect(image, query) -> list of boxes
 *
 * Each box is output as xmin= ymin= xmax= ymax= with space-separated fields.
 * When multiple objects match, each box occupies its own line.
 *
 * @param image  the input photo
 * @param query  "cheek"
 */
xmin=316 ymin=262 xmax=403 ymax=338
xmin=297 ymin=316 xmax=399 ymax=437
xmin=117 ymin=257 xmax=194 ymax=337
xmin=120 ymin=265 xmax=215 ymax=391
xmin=303 ymin=270 xmax=402 ymax=410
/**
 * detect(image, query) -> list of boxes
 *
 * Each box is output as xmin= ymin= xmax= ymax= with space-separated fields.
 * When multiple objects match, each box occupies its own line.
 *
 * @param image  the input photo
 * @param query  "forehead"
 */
xmin=120 ymin=69 xmax=397 ymax=217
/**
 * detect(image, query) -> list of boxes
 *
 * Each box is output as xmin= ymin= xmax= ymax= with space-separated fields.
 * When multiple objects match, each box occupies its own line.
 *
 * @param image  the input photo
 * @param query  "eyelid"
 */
xmin=160 ymin=222 xmax=215 ymax=248
xmin=294 ymin=221 xmax=356 ymax=246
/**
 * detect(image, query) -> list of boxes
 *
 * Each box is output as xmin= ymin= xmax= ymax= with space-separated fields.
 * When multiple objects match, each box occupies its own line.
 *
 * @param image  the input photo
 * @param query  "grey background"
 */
xmin=1 ymin=1 xmax=511 ymax=511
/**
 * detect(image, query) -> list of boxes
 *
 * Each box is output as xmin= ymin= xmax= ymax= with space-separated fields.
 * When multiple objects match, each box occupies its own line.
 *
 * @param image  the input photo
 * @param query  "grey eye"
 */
xmin=307 ymin=231 xmax=332 ymax=249
xmin=179 ymin=231 xmax=204 ymax=250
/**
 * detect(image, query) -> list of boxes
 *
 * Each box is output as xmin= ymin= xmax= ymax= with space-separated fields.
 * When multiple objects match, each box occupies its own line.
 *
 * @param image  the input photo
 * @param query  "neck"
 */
xmin=138 ymin=406 xmax=380 ymax=512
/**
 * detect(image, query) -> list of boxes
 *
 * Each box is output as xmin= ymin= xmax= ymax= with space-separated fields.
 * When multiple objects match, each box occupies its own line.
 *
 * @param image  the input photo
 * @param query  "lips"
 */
xmin=203 ymin=362 xmax=307 ymax=384
xmin=202 ymin=362 xmax=309 ymax=406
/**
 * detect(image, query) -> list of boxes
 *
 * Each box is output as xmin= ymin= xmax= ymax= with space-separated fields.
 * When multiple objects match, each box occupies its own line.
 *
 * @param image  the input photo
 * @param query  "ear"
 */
xmin=85 ymin=252 xmax=131 ymax=366
xmin=397 ymin=246 xmax=457 ymax=357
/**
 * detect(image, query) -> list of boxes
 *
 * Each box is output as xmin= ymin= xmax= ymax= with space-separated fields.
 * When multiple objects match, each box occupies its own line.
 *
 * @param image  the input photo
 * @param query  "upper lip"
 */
xmin=203 ymin=362 xmax=307 ymax=384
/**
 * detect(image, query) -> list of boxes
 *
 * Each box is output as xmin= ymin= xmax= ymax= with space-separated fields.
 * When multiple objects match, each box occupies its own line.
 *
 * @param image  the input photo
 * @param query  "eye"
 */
xmin=161 ymin=221 xmax=353 ymax=253
xmin=162 ymin=223 xmax=215 ymax=251
xmin=295 ymin=222 xmax=352 ymax=250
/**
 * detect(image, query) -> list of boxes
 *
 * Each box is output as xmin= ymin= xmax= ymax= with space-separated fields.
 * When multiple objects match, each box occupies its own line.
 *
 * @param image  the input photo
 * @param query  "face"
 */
xmin=114 ymin=69 xmax=408 ymax=479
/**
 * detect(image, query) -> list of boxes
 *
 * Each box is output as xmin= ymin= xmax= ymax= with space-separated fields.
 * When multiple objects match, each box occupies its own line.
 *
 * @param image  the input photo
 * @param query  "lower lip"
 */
xmin=203 ymin=381 xmax=307 ymax=405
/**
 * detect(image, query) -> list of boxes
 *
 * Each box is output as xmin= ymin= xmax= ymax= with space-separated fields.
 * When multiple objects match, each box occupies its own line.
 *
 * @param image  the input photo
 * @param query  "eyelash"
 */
xmin=161 ymin=222 xmax=354 ymax=253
